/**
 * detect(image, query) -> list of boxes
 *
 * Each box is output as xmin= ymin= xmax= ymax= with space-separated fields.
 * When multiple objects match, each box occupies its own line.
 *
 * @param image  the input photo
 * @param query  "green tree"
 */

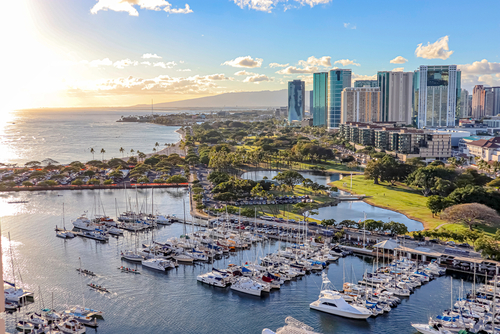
xmin=273 ymin=170 xmax=304 ymax=191
xmin=475 ymin=236 xmax=500 ymax=259
xmin=339 ymin=219 xmax=357 ymax=228
xmin=71 ymin=179 xmax=84 ymax=186
xmin=320 ymin=219 xmax=337 ymax=230
xmin=119 ymin=147 xmax=125 ymax=157
xmin=100 ymin=148 xmax=106 ymax=161
xmin=90 ymin=148 xmax=95 ymax=160
xmin=292 ymin=202 xmax=319 ymax=222
xmin=22 ymin=181 xmax=33 ymax=187
xmin=87 ymin=178 xmax=100 ymax=185
xmin=406 ymin=166 xmax=456 ymax=197
xmin=364 ymin=159 xmax=383 ymax=184
xmin=383 ymin=221 xmax=408 ymax=235
xmin=166 ymin=175 xmax=188 ymax=184
xmin=442 ymin=203 xmax=500 ymax=230
xmin=104 ymin=179 xmax=113 ymax=185
xmin=137 ymin=176 xmax=150 ymax=184
xmin=487 ymin=178 xmax=500 ymax=190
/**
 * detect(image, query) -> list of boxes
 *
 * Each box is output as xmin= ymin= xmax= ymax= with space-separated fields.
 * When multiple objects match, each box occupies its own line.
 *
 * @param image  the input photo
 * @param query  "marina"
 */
xmin=0 ymin=187 xmax=491 ymax=334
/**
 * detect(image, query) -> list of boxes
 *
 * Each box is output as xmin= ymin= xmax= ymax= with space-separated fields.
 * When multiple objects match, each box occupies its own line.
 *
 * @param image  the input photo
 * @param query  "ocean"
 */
xmin=0 ymin=109 xmax=181 ymax=166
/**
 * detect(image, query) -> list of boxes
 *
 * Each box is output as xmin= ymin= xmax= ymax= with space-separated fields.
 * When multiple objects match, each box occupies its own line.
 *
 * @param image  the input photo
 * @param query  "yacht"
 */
xmin=411 ymin=319 xmax=454 ymax=334
xmin=121 ymin=250 xmax=144 ymax=262
xmin=173 ymin=253 xmax=195 ymax=263
xmin=156 ymin=215 xmax=172 ymax=225
xmin=57 ymin=317 xmax=87 ymax=334
xmin=142 ymin=258 xmax=176 ymax=271
xmin=80 ymin=230 xmax=109 ymax=242
xmin=197 ymin=271 xmax=229 ymax=287
xmin=105 ymin=226 xmax=123 ymax=235
xmin=230 ymin=277 xmax=263 ymax=296
xmin=310 ymin=273 xmax=371 ymax=320
xmin=72 ymin=215 xmax=100 ymax=231
xmin=4 ymin=281 xmax=34 ymax=302
xmin=57 ymin=230 xmax=75 ymax=239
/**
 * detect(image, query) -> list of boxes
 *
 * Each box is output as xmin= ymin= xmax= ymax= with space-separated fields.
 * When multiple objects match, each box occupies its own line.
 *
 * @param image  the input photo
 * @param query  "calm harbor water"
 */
xmin=241 ymin=170 xmax=424 ymax=232
xmin=1 ymin=189 xmax=472 ymax=334
xmin=0 ymin=109 xmax=181 ymax=166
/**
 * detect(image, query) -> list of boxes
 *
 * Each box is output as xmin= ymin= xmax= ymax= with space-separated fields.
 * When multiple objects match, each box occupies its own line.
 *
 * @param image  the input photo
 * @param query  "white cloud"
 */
xmin=298 ymin=0 xmax=331 ymax=7
xmin=299 ymin=56 xmax=331 ymax=67
xmin=390 ymin=56 xmax=407 ymax=64
xmin=113 ymin=59 xmax=138 ymax=69
xmin=459 ymin=59 xmax=500 ymax=90
xmin=334 ymin=59 xmax=360 ymax=67
xmin=90 ymin=0 xmax=193 ymax=16
xmin=153 ymin=61 xmax=177 ymax=69
xmin=269 ymin=62 xmax=289 ymax=68
xmin=276 ymin=66 xmax=318 ymax=74
xmin=142 ymin=53 xmax=162 ymax=59
xmin=297 ymin=75 xmax=313 ymax=85
xmin=458 ymin=59 xmax=500 ymax=75
xmin=392 ymin=67 xmax=404 ymax=72
xmin=352 ymin=73 xmax=377 ymax=81
xmin=67 ymin=73 xmax=231 ymax=97
xmin=235 ymin=70 xmax=257 ymax=76
xmin=415 ymin=36 xmax=454 ymax=60
xmin=243 ymin=74 xmax=272 ymax=83
xmin=232 ymin=0 xmax=331 ymax=12
xmin=141 ymin=61 xmax=152 ymax=65
xmin=222 ymin=55 xmax=263 ymax=68
xmin=177 ymin=69 xmax=192 ymax=72
xmin=343 ymin=23 xmax=356 ymax=29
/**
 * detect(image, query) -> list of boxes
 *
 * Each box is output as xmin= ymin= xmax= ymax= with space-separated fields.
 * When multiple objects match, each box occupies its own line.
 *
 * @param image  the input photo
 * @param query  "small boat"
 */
xmin=16 ymin=320 xmax=35 ymax=332
xmin=172 ymin=253 xmax=194 ymax=263
xmin=118 ymin=266 xmax=141 ymax=274
xmin=197 ymin=271 xmax=229 ymax=288
xmin=41 ymin=308 xmax=62 ymax=321
xmin=80 ymin=230 xmax=109 ymax=242
xmin=57 ymin=230 xmax=75 ymax=239
xmin=87 ymin=283 xmax=109 ymax=293
xmin=8 ymin=200 xmax=29 ymax=204
xmin=57 ymin=317 xmax=87 ymax=333
xmin=230 ymin=277 xmax=263 ymax=296
xmin=121 ymin=250 xmax=144 ymax=262
xmin=76 ymin=268 xmax=96 ymax=276
xmin=5 ymin=301 xmax=18 ymax=311
xmin=142 ymin=258 xmax=176 ymax=271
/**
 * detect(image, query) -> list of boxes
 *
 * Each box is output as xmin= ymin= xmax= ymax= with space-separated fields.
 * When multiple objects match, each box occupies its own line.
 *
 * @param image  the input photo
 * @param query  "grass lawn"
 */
xmin=332 ymin=175 xmax=443 ymax=230
xmin=238 ymin=185 xmax=334 ymax=223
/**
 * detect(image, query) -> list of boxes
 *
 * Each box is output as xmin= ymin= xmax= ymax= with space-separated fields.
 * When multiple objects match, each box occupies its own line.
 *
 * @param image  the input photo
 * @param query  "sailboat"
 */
xmin=57 ymin=203 xmax=75 ymax=238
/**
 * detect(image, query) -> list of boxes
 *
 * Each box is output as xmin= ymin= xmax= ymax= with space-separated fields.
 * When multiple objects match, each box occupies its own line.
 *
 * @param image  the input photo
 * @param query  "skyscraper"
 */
xmin=288 ymin=80 xmax=305 ymax=122
xmin=473 ymin=85 xmax=495 ymax=118
xmin=377 ymin=71 xmax=390 ymax=122
xmin=414 ymin=65 xmax=461 ymax=128
xmin=493 ymin=87 xmax=500 ymax=116
xmin=312 ymin=72 xmax=328 ymax=127
xmin=309 ymin=90 xmax=313 ymax=115
xmin=328 ymin=69 xmax=351 ymax=129
xmin=388 ymin=71 xmax=414 ymax=124
xmin=341 ymin=87 xmax=381 ymax=123
xmin=354 ymin=80 xmax=378 ymax=88
xmin=459 ymin=89 xmax=469 ymax=118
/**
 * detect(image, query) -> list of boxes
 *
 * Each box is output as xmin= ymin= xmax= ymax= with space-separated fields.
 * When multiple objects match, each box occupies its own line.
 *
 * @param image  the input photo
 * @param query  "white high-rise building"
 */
xmin=415 ymin=65 xmax=461 ymax=128
xmin=388 ymin=71 xmax=413 ymax=124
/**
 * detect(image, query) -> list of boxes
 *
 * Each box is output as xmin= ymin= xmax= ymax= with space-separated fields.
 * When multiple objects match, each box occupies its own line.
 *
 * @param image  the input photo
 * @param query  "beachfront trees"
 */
xmin=166 ymin=175 xmax=188 ymax=185
xmin=90 ymin=148 xmax=95 ymax=160
xmin=441 ymin=203 xmax=500 ymax=230
xmin=100 ymin=148 xmax=106 ymax=161
xmin=120 ymin=147 xmax=124 ymax=157
xmin=273 ymin=170 xmax=304 ymax=191
xmin=138 ymin=151 xmax=147 ymax=162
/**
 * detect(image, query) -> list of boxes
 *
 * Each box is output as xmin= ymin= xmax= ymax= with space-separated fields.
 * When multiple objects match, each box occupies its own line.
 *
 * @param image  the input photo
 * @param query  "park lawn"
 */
xmin=332 ymin=175 xmax=443 ymax=230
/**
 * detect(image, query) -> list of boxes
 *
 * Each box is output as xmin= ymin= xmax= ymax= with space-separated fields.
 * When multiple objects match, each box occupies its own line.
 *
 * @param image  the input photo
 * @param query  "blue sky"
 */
xmin=3 ymin=0 xmax=500 ymax=108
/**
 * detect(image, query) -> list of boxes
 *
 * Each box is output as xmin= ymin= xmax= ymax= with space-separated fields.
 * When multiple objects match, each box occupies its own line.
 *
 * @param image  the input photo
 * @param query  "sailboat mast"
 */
xmin=63 ymin=202 xmax=66 ymax=230
xmin=8 ymin=232 xmax=16 ymax=286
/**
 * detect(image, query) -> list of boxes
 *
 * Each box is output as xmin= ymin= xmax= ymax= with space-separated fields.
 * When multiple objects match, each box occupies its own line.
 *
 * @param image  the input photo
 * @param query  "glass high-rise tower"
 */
xmin=414 ymin=65 xmax=461 ymax=128
xmin=328 ymin=69 xmax=351 ymax=129
xmin=312 ymin=72 xmax=328 ymax=127
xmin=288 ymin=80 xmax=305 ymax=123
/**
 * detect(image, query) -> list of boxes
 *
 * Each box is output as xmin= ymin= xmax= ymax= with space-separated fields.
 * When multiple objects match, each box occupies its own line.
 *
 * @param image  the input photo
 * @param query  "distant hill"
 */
xmin=133 ymin=89 xmax=310 ymax=109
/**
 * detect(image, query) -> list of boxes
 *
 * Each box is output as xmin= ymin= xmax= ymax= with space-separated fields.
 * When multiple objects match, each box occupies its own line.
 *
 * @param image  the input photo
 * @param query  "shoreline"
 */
xmin=332 ymin=182 xmax=430 ymax=231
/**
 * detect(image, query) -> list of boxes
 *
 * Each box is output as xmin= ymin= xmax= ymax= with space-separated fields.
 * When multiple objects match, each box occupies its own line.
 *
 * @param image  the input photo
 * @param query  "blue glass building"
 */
xmin=288 ymin=80 xmax=305 ymax=123
xmin=312 ymin=72 xmax=328 ymax=127
xmin=328 ymin=69 xmax=351 ymax=129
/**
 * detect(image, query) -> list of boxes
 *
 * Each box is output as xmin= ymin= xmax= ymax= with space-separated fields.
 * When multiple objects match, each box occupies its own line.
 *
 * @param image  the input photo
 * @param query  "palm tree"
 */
xmin=100 ymin=148 xmax=106 ymax=161
xmin=155 ymin=142 xmax=159 ymax=147
xmin=153 ymin=147 xmax=157 ymax=153
xmin=119 ymin=147 xmax=124 ymax=157
xmin=130 ymin=149 xmax=135 ymax=156
xmin=90 ymin=148 xmax=95 ymax=160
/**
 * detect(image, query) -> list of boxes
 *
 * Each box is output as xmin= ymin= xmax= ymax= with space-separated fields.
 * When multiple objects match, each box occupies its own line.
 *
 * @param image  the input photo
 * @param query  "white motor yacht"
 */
xmin=80 ymin=230 xmax=109 ymax=241
xmin=105 ymin=227 xmax=123 ymax=235
xmin=142 ymin=258 xmax=175 ymax=271
xmin=412 ymin=320 xmax=453 ymax=334
xmin=156 ymin=215 xmax=172 ymax=225
xmin=310 ymin=273 xmax=371 ymax=320
xmin=121 ymin=250 xmax=144 ymax=262
xmin=173 ymin=253 xmax=194 ymax=263
xmin=72 ymin=215 xmax=100 ymax=231
xmin=230 ymin=277 xmax=263 ymax=296
xmin=57 ymin=317 xmax=87 ymax=334
xmin=197 ymin=271 xmax=229 ymax=287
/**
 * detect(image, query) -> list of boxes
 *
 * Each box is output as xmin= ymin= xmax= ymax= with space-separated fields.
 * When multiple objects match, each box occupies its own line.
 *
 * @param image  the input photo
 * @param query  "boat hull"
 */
xmin=309 ymin=302 xmax=371 ymax=319
xmin=230 ymin=285 xmax=261 ymax=296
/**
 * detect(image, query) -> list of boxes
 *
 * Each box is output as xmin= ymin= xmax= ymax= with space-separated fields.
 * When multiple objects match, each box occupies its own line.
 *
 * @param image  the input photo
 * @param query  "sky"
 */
xmin=2 ymin=0 xmax=500 ymax=109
